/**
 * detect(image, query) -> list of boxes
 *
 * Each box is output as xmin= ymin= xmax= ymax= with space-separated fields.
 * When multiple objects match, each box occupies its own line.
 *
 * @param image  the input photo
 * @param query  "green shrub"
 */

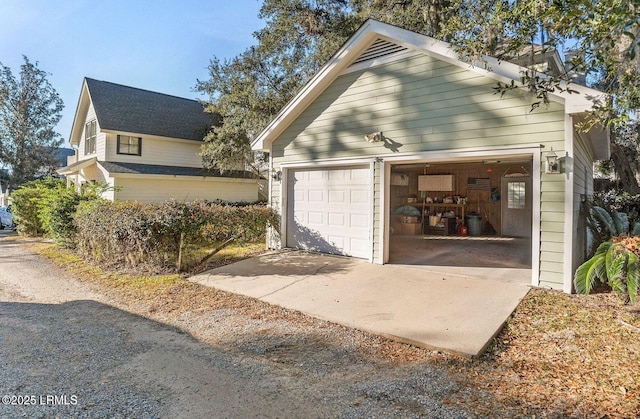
xmin=575 ymin=203 xmax=640 ymax=304
xmin=40 ymin=183 xmax=108 ymax=247
xmin=73 ymin=200 xmax=278 ymax=273
xmin=592 ymin=191 xmax=640 ymax=224
xmin=10 ymin=178 xmax=65 ymax=236
xmin=574 ymin=237 xmax=640 ymax=304
xmin=75 ymin=200 xmax=158 ymax=269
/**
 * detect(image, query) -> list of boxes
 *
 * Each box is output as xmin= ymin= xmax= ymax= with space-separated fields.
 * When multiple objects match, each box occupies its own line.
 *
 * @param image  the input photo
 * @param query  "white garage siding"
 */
xmin=285 ymin=166 xmax=372 ymax=259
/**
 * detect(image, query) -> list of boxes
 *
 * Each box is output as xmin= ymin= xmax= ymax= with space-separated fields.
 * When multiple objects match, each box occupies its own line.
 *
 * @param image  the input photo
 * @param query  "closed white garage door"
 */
xmin=286 ymin=166 xmax=371 ymax=259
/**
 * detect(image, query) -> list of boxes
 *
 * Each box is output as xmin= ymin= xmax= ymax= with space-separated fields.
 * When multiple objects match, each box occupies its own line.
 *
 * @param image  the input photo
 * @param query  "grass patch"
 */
xmin=25 ymin=240 xmax=264 ymax=308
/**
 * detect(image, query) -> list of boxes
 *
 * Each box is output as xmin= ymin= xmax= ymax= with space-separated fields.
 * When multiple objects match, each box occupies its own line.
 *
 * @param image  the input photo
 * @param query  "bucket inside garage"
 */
xmin=388 ymin=158 xmax=533 ymax=278
xmin=466 ymin=213 xmax=482 ymax=236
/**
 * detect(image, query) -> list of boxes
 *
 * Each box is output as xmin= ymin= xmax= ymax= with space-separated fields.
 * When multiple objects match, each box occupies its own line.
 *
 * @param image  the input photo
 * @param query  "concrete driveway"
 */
xmin=191 ymin=250 xmax=531 ymax=357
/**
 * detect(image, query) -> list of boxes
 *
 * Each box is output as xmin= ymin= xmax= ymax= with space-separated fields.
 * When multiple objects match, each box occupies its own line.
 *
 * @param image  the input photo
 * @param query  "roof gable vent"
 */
xmin=351 ymin=38 xmax=408 ymax=65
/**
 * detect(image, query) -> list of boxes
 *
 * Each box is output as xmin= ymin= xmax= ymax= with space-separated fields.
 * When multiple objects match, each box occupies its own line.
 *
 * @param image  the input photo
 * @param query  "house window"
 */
xmin=117 ymin=135 xmax=142 ymax=156
xmin=84 ymin=120 xmax=96 ymax=155
xmin=507 ymin=181 xmax=526 ymax=209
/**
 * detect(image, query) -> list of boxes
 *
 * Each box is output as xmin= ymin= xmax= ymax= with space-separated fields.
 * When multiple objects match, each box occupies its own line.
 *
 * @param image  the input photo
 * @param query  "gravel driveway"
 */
xmin=0 ymin=233 xmax=476 ymax=418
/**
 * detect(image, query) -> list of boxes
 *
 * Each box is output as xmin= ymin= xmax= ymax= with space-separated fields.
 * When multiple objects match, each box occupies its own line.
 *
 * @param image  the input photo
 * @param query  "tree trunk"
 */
xmin=610 ymin=142 xmax=640 ymax=194
xmin=197 ymin=237 xmax=235 ymax=266
xmin=177 ymin=232 xmax=185 ymax=272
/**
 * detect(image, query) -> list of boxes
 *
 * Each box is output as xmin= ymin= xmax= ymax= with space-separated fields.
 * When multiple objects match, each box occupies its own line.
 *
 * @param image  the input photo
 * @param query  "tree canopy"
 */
xmin=197 ymin=0 xmax=639 ymax=180
xmin=0 ymin=56 xmax=64 ymax=188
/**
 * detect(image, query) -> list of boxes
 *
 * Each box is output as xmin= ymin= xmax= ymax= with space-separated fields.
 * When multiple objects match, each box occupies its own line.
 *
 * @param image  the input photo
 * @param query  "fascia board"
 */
xmin=68 ymin=79 xmax=91 ymax=147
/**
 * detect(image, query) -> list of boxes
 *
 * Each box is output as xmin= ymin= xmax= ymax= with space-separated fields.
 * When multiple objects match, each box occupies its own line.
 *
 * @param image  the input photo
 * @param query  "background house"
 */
xmin=59 ymin=78 xmax=258 ymax=203
xmin=252 ymin=20 xmax=609 ymax=293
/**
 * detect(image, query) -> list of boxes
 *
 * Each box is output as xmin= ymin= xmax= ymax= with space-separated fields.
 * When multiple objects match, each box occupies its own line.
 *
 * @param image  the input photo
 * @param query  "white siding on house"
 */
xmin=105 ymin=134 xmax=203 ymax=167
xmin=372 ymin=160 xmax=383 ymax=262
xmin=77 ymin=103 xmax=107 ymax=161
xmin=539 ymin=156 xmax=566 ymax=289
xmin=114 ymin=176 xmax=258 ymax=204
xmin=271 ymin=52 xmax=567 ymax=286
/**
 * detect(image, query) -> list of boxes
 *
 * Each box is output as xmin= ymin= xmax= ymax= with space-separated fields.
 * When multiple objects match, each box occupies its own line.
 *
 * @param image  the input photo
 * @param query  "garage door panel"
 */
xmin=308 ymin=212 xmax=324 ymax=224
xmin=350 ymin=213 xmax=369 ymax=228
xmin=328 ymin=169 xmax=347 ymax=180
xmin=327 ymin=235 xmax=345 ymax=249
xmin=328 ymin=212 xmax=345 ymax=227
xmin=328 ymin=190 xmax=345 ymax=203
xmin=350 ymin=238 xmax=370 ymax=255
xmin=350 ymin=189 xmax=368 ymax=204
xmin=287 ymin=166 xmax=371 ymax=259
xmin=350 ymin=168 xmax=370 ymax=181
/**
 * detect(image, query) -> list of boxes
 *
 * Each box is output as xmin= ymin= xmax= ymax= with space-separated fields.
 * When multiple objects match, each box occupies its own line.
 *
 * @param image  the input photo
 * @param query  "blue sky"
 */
xmin=0 ymin=0 xmax=264 ymax=145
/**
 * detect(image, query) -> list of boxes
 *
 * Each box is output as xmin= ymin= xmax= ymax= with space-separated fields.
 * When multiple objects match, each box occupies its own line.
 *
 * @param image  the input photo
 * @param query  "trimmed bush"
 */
xmin=74 ymin=200 xmax=278 ymax=273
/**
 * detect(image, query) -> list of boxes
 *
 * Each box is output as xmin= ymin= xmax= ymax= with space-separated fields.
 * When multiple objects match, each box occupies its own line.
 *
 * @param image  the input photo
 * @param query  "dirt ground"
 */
xmin=0 ymin=232 xmax=476 ymax=418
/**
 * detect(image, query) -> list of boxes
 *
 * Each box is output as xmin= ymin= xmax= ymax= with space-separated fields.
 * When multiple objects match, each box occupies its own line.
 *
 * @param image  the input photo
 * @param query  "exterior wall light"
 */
xmin=272 ymin=169 xmax=282 ymax=181
xmin=545 ymin=147 xmax=560 ymax=174
xmin=364 ymin=131 xmax=384 ymax=143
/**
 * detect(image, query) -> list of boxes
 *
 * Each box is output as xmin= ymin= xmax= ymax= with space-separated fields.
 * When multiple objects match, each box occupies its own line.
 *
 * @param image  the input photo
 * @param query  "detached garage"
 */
xmin=254 ymin=20 xmax=609 ymax=293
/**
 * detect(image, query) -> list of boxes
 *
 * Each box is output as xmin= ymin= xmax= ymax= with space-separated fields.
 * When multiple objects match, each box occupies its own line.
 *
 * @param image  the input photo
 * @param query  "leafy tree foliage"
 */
xmin=443 ymin=0 xmax=639 ymax=126
xmin=0 ymin=56 xmax=64 ymax=188
xmin=198 ymin=0 xmax=638 ymax=174
xmin=196 ymin=0 xmax=358 ymax=173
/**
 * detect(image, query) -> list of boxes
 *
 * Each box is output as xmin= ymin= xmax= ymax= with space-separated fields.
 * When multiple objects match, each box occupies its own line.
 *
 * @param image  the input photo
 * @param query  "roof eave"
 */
xmin=573 ymin=114 xmax=611 ymax=161
xmin=68 ymin=79 xmax=91 ymax=147
xmin=56 ymin=157 xmax=97 ymax=176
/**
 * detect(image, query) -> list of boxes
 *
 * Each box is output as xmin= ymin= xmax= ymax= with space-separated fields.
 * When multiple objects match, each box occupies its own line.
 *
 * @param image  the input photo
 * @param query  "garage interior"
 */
xmin=389 ymin=159 xmax=533 ymax=280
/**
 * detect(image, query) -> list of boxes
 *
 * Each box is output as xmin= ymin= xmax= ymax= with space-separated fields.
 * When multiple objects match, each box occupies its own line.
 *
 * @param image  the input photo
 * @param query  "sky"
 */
xmin=0 ymin=0 xmax=264 ymax=146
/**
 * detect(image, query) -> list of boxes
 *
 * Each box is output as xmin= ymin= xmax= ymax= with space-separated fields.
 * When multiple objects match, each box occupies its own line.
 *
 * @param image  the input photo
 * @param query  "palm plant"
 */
xmin=584 ymin=202 xmax=640 ymax=244
xmin=574 ymin=203 xmax=640 ymax=304
xmin=574 ymin=238 xmax=640 ymax=304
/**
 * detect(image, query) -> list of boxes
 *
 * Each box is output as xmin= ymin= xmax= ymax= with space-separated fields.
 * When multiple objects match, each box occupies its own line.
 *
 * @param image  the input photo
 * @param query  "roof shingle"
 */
xmin=85 ymin=78 xmax=212 ymax=141
xmin=99 ymin=161 xmax=254 ymax=179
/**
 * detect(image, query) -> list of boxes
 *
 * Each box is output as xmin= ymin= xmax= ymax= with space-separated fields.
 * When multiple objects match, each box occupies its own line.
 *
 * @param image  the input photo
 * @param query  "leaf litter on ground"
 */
xmin=25 ymin=240 xmax=640 ymax=418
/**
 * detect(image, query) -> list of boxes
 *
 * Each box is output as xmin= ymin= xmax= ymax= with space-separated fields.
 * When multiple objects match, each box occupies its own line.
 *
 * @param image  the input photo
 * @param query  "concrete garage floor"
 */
xmin=192 ymin=250 xmax=531 ymax=357
xmin=389 ymin=234 xmax=532 ymax=285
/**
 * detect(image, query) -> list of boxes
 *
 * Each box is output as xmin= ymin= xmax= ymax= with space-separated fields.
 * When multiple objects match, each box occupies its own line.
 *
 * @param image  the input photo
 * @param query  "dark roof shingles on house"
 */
xmin=99 ymin=161 xmax=254 ymax=179
xmin=85 ymin=78 xmax=212 ymax=141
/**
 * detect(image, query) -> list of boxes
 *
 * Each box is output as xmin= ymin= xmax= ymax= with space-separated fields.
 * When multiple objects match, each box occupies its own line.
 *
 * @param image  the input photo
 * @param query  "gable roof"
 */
xmin=252 ymin=19 xmax=609 ymax=157
xmin=69 ymin=78 xmax=211 ymax=145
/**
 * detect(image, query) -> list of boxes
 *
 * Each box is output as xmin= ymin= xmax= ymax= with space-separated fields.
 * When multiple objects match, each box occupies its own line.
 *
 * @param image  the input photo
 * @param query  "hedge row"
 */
xmin=10 ymin=179 xmax=278 ymax=273
xmin=74 ymin=199 xmax=278 ymax=272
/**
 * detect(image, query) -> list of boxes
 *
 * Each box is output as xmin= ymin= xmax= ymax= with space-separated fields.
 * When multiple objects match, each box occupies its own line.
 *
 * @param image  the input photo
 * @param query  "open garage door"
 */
xmin=387 ymin=158 xmax=533 ymax=282
xmin=286 ymin=165 xmax=371 ymax=259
